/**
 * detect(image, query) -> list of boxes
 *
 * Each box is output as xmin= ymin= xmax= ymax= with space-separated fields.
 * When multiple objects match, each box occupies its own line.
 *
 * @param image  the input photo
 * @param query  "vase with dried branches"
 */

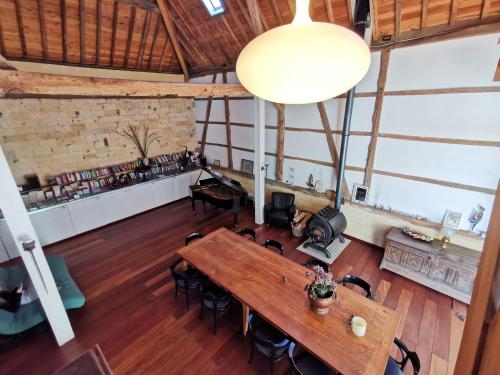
xmin=117 ymin=125 xmax=161 ymax=166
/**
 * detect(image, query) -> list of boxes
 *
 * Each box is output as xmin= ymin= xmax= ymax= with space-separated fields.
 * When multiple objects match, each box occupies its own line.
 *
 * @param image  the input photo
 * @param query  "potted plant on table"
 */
xmin=307 ymin=265 xmax=337 ymax=315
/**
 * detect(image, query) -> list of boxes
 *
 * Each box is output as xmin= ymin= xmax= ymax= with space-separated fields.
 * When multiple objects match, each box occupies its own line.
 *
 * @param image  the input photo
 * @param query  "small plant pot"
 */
xmin=308 ymin=290 xmax=336 ymax=315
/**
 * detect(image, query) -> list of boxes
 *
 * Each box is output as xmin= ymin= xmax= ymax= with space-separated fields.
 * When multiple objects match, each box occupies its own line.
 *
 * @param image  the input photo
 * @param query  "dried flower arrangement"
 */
xmin=117 ymin=125 xmax=161 ymax=159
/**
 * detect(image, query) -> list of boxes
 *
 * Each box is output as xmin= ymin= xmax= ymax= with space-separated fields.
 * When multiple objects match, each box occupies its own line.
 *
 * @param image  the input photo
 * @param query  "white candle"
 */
xmin=351 ymin=316 xmax=367 ymax=337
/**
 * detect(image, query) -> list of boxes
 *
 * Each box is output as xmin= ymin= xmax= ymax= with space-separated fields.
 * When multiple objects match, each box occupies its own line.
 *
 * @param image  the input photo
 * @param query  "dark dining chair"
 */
xmin=238 ymin=227 xmax=257 ymax=242
xmin=263 ymin=239 xmax=284 ymax=256
xmin=338 ymin=274 xmax=373 ymax=299
xmin=248 ymin=312 xmax=290 ymax=375
xmin=200 ymin=279 xmax=233 ymax=335
xmin=385 ymin=338 xmax=420 ymax=375
xmin=185 ymin=232 xmax=203 ymax=246
xmin=170 ymin=258 xmax=202 ymax=310
xmin=303 ymin=258 xmax=330 ymax=272
xmin=288 ymin=341 xmax=336 ymax=375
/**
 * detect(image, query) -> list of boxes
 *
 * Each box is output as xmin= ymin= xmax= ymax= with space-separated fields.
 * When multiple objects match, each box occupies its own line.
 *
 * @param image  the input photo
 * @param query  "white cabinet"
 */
xmin=152 ymin=178 xmax=174 ymax=206
xmin=125 ymin=183 xmax=155 ymax=216
xmin=30 ymin=205 xmax=76 ymax=246
xmin=68 ymin=196 xmax=108 ymax=234
xmin=173 ymin=173 xmax=191 ymax=201
xmin=100 ymin=183 xmax=154 ymax=223
xmin=0 ymin=220 xmax=18 ymax=259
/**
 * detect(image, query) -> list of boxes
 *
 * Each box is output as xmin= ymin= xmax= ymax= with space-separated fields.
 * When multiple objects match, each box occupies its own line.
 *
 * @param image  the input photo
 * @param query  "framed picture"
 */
xmin=352 ymin=184 xmax=370 ymax=205
xmin=443 ymin=210 xmax=462 ymax=229
xmin=241 ymin=159 xmax=254 ymax=175
xmin=213 ymin=159 xmax=220 ymax=167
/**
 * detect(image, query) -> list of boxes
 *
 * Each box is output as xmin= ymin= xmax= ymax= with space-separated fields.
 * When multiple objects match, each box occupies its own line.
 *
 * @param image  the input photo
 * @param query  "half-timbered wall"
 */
xmin=193 ymin=33 xmax=500 ymax=242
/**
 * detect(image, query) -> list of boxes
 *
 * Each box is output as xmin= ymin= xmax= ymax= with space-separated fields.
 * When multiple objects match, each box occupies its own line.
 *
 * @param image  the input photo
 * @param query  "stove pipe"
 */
xmin=334 ymin=0 xmax=370 ymax=212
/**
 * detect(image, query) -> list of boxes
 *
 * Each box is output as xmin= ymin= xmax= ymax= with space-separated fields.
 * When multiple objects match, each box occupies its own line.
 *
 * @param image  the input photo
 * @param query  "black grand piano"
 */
xmin=190 ymin=167 xmax=248 ymax=225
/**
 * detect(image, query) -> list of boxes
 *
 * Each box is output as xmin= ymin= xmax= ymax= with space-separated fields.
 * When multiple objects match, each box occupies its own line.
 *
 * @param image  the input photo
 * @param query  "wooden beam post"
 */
xmin=455 ymin=181 xmax=500 ymax=374
xmin=275 ymin=103 xmax=285 ymax=182
xmin=317 ymin=102 xmax=350 ymax=201
xmin=200 ymin=73 xmax=217 ymax=155
xmin=223 ymin=72 xmax=234 ymax=169
xmin=254 ymin=97 xmax=266 ymax=224
xmin=200 ymin=74 xmax=217 ymax=155
xmin=363 ymin=50 xmax=390 ymax=187
xmin=157 ymin=0 xmax=189 ymax=81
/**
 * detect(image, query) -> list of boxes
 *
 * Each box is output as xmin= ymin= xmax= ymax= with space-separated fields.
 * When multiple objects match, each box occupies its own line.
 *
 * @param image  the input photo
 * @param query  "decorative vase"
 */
xmin=308 ymin=290 xmax=336 ymax=315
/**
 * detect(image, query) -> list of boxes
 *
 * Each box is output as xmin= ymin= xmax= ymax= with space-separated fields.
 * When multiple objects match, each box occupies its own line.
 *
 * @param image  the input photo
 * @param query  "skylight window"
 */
xmin=201 ymin=0 xmax=225 ymax=16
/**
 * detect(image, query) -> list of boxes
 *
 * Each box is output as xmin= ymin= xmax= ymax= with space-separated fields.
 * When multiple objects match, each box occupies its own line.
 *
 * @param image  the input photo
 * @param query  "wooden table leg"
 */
xmin=242 ymin=303 xmax=250 ymax=336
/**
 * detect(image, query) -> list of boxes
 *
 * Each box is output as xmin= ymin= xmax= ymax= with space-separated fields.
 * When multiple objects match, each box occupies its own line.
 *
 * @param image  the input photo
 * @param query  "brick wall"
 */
xmin=0 ymin=97 xmax=197 ymax=184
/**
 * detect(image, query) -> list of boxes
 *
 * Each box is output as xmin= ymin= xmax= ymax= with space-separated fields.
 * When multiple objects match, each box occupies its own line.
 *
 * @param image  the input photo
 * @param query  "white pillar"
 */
xmin=0 ymin=145 xmax=74 ymax=346
xmin=254 ymin=97 xmax=266 ymax=224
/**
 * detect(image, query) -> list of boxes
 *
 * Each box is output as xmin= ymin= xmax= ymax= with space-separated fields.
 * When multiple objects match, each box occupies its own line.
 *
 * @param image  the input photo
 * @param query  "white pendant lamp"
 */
xmin=236 ymin=0 xmax=371 ymax=104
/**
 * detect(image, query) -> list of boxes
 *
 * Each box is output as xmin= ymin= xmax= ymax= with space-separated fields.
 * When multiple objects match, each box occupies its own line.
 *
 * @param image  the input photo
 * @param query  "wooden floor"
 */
xmin=0 ymin=198 xmax=467 ymax=375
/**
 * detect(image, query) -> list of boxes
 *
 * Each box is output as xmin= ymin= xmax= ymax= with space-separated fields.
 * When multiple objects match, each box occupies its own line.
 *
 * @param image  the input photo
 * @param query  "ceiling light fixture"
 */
xmin=236 ymin=0 xmax=371 ymax=104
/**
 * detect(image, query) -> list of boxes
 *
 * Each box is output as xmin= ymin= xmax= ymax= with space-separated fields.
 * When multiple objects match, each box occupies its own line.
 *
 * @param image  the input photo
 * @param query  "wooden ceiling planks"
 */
xmin=0 ymin=0 xmax=497 ymax=75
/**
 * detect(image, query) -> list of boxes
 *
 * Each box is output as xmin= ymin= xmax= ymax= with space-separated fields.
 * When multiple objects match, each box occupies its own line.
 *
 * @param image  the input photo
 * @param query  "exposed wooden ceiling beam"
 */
xmin=80 ymin=0 xmax=86 ymax=64
xmin=157 ymin=0 xmax=189 ymax=81
xmin=110 ymin=1 xmax=119 ymax=67
xmin=37 ymin=0 xmax=48 ymax=60
xmin=373 ymin=15 xmax=500 ymax=49
xmin=395 ymin=0 xmax=401 ymax=36
xmin=158 ymin=37 xmax=170 ymax=72
xmin=450 ymin=0 xmax=459 ymax=25
xmin=147 ymin=16 xmax=161 ymax=70
xmin=124 ymin=7 xmax=136 ymax=68
xmin=0 ymin=70 xmax=249 ymax=97
xmin=117 ymin=0 xmax=159 ymax=13
xmin=421 ymin=0 xmax=429 ymax=28
xmin=246 ymin=0 xmax=265 ymax=35
xmin=96 ymin=0 xmax=102 ymax=65
xmin=60 ymin=0 xmax=68 ymax=62
xmin=137 ymin=10 xmax=152 ymax=69
xmin=14 ymin=0 xmax=27 ymax=58
xmin=481 ymin=0 xmax=491 ymax=19
xmin=225 ymin=0 xmax=251 ymax=42
xmin=324 ymin=0 xmax=335 ymax=23
xmin=270 ymin=0 xmax=283 ymax=25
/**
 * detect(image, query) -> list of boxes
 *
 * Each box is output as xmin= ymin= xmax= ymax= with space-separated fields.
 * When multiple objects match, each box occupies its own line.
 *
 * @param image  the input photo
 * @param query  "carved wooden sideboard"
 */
xmin=381 ymin=228 xmax=480 ymax=304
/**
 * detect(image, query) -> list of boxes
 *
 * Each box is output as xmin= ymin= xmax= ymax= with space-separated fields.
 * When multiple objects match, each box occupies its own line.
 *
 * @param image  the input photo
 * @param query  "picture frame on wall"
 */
xmin=213 ymin=159 xmax=220 ymax=167
xmin=241 ymin=159 xmax=254 ymax=175
xmin=443 ymin=210 xmax=462 ymax=229
xmin=352 ymin=184 xmax=370 ymax=205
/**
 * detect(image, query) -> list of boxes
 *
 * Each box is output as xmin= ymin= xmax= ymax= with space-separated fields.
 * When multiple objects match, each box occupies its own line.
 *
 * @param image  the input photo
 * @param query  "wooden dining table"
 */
xmin=177 ymin=228 xmax=400 ymax=375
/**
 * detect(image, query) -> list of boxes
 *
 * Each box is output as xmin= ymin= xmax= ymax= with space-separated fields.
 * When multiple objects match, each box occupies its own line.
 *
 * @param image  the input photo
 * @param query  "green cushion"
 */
xmin=0 ymin=255 xmax=85 ymax=335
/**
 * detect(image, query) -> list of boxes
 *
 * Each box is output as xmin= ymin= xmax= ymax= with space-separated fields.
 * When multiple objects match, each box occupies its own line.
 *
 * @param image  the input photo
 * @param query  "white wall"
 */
xmin=193 ymin=33 xmax=500 ymax=234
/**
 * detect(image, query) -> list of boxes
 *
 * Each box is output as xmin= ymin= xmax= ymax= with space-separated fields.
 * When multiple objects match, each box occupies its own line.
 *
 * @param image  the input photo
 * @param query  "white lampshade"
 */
xmin=236 ymin=0 xmax=371 ymax=104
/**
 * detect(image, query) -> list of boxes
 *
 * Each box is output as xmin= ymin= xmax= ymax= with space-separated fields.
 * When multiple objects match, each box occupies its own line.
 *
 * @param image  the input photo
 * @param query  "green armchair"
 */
xmin=0 ymin=255 xmax=85 ymax=335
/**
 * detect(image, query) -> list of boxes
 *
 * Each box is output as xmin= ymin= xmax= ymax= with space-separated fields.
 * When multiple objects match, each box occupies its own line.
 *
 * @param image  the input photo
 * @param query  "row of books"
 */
xmin=54 ymin=151 xmax=190 ymax=187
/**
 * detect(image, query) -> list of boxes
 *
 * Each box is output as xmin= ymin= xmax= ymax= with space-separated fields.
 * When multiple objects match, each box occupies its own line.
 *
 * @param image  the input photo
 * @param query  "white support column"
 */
xmin=253 ymin=96 xmax=266 ymax=224
xmin=0 ymin=145 xmax=74 ymax=346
